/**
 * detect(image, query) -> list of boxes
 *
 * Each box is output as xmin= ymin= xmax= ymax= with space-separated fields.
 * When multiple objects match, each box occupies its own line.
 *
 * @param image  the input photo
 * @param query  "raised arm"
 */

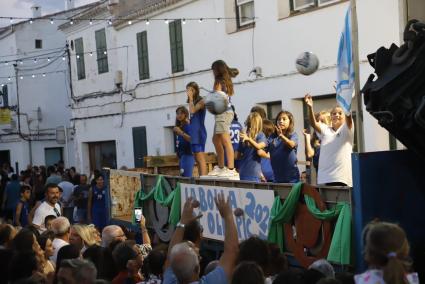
xmin=216 ymin=193 xmax=239 ymax=280
xmin=140 ymin=215 xmax=151 ymax=245
xmin=346 ymin=114 xmax=353 ymax=130
xmin=188 ymin=89 xmax=205 ymax=114
xmin=302 ymin=129 xmax=315 ymax=159
xmin=304 ymin=94 xmax=321 ymax=134
xmin=165 ymin=197 xmax=198 ymax=268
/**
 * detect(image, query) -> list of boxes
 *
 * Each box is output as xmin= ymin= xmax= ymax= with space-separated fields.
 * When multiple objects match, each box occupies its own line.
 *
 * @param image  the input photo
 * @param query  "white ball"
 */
xmin=205 ymin=91 xmax=229 ymax=115
xmin=295 ymin=52 xmax=319 ymax=76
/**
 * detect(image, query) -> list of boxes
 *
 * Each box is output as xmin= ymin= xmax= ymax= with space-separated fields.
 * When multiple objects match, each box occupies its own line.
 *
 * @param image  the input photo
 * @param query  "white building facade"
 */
xmin=60 ymin=0 xmax=421 ymax=174
xmin=0 ymin=2 xmax=98 ymax=172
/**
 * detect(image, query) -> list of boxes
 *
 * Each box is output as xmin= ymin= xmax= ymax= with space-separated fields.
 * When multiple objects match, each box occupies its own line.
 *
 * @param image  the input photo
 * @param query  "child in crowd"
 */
xmin=355 ymin=221 xmax=419 ymax=284
xmin=186 ymin=82 xmax=207 ymax=176
xmin=14 ymin=185 xmax=31 ymax=227
xmin=208 ymin=60 xmax=239 ymax=179
xmin=236 ymin=112 xmax=267 ymax=182
xmin=305 ymin=94 xmax=354 ymax=186
xmin=44 ymin=215 xmax=56 ymax=231
xmin=174 ymin=106 xmax=194 ymax=177
xmin=269 ymin=111 xmax=300 ymax=183
xmin=260 ymin=119 xmax=275 ymax=182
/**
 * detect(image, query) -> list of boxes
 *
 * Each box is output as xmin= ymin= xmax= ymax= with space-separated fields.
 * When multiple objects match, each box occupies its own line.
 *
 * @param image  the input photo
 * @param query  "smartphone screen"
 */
xmin=134 ymin=207 xmax=142 ymax=222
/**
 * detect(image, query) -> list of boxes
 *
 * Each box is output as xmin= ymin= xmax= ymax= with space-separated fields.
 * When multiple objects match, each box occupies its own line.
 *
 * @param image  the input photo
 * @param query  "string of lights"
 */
xmin=0 ymin=69 xmax=67 ymax=86
xmin=0 ymin=16 xmax=255 ymax=26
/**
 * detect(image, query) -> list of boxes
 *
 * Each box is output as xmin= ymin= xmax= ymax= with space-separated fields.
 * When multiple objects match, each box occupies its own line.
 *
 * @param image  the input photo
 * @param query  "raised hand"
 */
xmin=304 ymin=94 xmax=313 ymax=108
xmin=186 ymin=88 xmax=194 ymax=101
xmin=214 ymin=192 xmax=232 ymax=219
xmin=180 ymin=197 xmax=198 ymax=225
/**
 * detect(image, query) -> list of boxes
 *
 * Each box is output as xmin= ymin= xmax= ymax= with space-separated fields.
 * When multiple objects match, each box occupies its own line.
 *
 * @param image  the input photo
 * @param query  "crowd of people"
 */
xmin=0 ymin=178 xmax=419 ymax=284
xmin=173 ymin=60 xmax=354 ymax=186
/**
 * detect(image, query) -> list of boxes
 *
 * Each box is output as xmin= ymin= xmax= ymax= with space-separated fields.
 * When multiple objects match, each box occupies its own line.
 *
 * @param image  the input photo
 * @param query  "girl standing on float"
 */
xmin=236 ymin=112 xmax=267 ymax=182
xmin=207 ymin=60 xmax=239 ymax=179
xmin=174 ymin=106 xmax=195 ymax=177
xmin=269 ymin=110 xmax=300 ymax=183
xmin=186 ymin=82 xmax=207 ymax=176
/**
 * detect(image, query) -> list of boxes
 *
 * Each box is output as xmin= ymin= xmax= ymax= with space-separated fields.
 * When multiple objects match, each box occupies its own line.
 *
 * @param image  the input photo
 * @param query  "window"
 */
xmin=74 ymin=38 xmax=86 ymax=80
xmin=0 ymin=85 xmax=8 ymax=107
xmin=169 ymin=20 xmax=184 ymax=73
xmin=236 ymin=0 xmax=255 ymax=27
xmin=290 ymin=0 xmax=341 ymax=12
xmin=136 ymin=31 xmax=150 ymax=80
xmin=95 ymin=28 xmax=109 ymax=74
xmin=35 ymin=39 xmax=42 ymax=49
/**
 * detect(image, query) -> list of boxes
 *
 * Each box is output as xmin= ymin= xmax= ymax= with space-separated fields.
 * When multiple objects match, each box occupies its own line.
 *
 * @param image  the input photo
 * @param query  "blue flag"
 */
xmin=336 ymin=6 xmax=355 ymax=115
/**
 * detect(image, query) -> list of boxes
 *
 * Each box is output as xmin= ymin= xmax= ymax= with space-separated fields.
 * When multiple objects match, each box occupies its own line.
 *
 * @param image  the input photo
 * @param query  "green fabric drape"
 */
xmin=267 ymin=182 xmax=352 ymax=265
xmin=132 ymin=175 xmax=181 ymax=226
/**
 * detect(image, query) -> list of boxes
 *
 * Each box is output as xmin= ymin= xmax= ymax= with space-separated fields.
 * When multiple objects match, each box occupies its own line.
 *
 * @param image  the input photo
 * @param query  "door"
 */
xmin=0 ymin=150 xmax=10 ymax=166
xmin=132 ymin=126 xmax=147 ymax=168
xmin=45 ymin=147 xmax=63 ymax=167
xmin=88 ymin=141 xmax=117 ymax=172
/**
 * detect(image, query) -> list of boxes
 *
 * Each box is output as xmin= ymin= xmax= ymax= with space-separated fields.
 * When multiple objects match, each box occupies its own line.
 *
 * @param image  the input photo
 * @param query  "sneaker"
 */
xmin=218 ymin=168 xmax=240 ymax=180
xmin=208 ymin=166 xmax=224 ymax=176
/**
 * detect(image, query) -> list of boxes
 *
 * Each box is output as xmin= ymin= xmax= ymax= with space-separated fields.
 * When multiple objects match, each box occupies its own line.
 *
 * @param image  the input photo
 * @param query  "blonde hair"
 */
xmin=315 ymin=110 xmax=331 ymax=126
xmin=364 ymin=221 xmax=411 ymax=284
xmin=72 ymin=224 xmax=99 ymax=247
xmin=246 ymin=112 xmax=263 ymax=142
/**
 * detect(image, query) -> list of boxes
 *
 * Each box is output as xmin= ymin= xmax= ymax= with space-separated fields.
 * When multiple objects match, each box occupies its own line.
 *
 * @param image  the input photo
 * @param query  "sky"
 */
xmin=0 ymin=0 xmax=99 ymax=27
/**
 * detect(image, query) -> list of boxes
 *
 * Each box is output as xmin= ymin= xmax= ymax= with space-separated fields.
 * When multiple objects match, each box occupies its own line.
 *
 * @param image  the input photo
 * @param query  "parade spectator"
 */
xmin=112 ymin=240 xmax=144 ymax=284
xmin=69 ymin=224 xmax=98 ymax=253
xmin=58 ymin=173 xmax=76 ymax=222
xmin=88 ymin=175 xmax=108 ymax=230
xmin=187 ymin=81 xmax=208 ymax=176
xmin=3 ymin=174 xmax=21 ymax=221
xmin=32 ymin=184 xmax=62 ymax=232
xmin=37 ymin=230 xmax=55 ymax=265
xmin=305 ymin=94 xmax=353 ymax=186
xmin=163 ymin=194 xmax=239 ymax=284
xmin=55 ymin=244 xmax=82 ymax=277
xmin=83 ymin=244 xmax=117 ymax=281
xmin=174 ymin=106 xmax=195 ymax=177
xmin=46 ymin=166 xmax=62 ymax=185
xmin=238 ymin=236 xmax=270 ymax=276
xmin=101 ymin=225 xmax=127 ymax=248
xmin=232 ymin=261 xmax=265 ymax=284
xmin=0 ymin=224 xmax=17 ymax=249
xmin=45 ymin=214 xmax=56 ymax=231
xmin=8 ymin=251 xmax=38 ymax=283
xmin=73 ymin=174 xmax=90 ymax=224
xmin=355 ymin=221 xmax=418 ymax=284
xmin=14 ymin=184 xmax=31 ymax=227
xmin=57 ymin=259 xmax=97 ymax=284
xmin=142 ymin=249 xmax=166 ymax=283
xmin=33 ymin=173 xmax=46 ymax=203
xmin=50 ymin=216 xmax=70 ymax=264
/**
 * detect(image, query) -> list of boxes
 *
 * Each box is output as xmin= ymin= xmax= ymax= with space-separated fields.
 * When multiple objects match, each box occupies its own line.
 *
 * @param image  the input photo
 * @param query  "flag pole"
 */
xmin=350 ymin=0 xmax=364 ymax=152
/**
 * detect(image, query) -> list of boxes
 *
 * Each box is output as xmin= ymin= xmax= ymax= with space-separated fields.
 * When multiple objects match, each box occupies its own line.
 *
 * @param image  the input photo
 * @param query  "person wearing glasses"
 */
xmin=32 ymin=183 xmax=62 ymax=233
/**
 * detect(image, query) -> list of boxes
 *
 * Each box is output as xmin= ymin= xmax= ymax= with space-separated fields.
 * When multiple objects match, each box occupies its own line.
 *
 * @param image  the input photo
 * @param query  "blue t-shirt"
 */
xmin=14 ymin=200 xmax=29 ymax=227
xmin=5 ymin=181 xmax=21 ymax=210
xmin=163 ymin=265 xmax=227 ymax=284
xmin=229 ymin=120 xmax=242 ymax=152
xmin=190 ymin=105 xmax=207 ymax=145
xmin=261 ymin=158 xmax=274 ymax=182
xmin=176 ymin=124 xmax=193 ymax=158
xmin=269 ymin=132 xmax=300 ymax=183
xmin=238 ymin=132 xmax=267 ymax=180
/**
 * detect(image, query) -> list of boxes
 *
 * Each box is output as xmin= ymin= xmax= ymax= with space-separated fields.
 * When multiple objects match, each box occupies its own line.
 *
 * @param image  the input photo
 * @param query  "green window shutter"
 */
xmin=75 ymin=38 xmax=86 ymax=80
xmin=95 ymin=29 xmax=109 ymax=74
xmin=175 ymin=20 xmax=184 ymax=72
xmin=169 ymin=21 xmax=178 ymax=73
xmin=137 ymin=31 xmax=150 ymax=80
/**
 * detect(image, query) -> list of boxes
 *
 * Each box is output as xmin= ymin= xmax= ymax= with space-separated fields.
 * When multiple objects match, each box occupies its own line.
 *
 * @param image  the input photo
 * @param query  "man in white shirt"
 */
xmin=32 ymin=183 xmax=62 ymax=233
xmin=50 ymin=216 xmax=70 ymax=264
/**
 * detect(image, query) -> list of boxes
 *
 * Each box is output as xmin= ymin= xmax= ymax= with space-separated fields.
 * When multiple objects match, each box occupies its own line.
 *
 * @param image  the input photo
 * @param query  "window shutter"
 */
xmin=137 ymin=31 xmax=149 ymax=80
xmin=175 ymin=20 xmax=184 ymax=72
xmin=278 ymin=0 xmax=291 ymax=19
xmin=95 ymin=29 xmax=109 ymax=74
xmin=169 ymin=21 xmax=177 ymax=73
xmin=75 ymin=38 xmax=86 ymax=80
